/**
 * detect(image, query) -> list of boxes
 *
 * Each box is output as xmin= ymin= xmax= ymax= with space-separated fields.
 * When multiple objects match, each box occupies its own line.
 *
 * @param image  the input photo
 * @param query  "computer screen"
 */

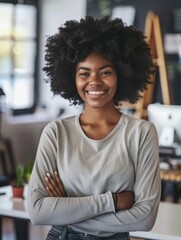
xmin=147 ymin=103 xmax=181 ymax=147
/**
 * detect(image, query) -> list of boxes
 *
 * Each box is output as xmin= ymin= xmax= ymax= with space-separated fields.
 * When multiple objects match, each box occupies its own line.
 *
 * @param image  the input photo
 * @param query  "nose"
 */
xmin=89 ymin=73 xmax=103 ymax=86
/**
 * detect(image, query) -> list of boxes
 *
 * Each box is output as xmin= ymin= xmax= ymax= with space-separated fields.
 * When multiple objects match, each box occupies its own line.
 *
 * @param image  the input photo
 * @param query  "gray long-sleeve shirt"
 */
xmin=27 ymin=113 xmax=161 ymax=237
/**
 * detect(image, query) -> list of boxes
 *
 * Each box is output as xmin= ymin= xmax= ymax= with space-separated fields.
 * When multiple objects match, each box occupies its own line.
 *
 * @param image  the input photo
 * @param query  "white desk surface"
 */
xmin=131 ymin=202 xmax=181 ymax=240
xmin=0 ymin=185 xmax=29 ymax=219
xmin=1 ymin=186 xmax=181 ymax=240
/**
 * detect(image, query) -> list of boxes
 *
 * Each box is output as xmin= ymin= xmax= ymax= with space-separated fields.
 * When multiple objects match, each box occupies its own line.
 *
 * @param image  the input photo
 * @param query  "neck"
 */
xmin=79 ymin=104 xmax=122 ymax=140
xmin=81 ymin=105 xmax=121 ymax=123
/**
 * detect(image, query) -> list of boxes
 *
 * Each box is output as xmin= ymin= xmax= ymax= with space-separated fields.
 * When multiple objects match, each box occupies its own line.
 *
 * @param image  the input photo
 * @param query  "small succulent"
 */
xmin=25 ymin=159 xmax=33 ymax=183
xmin=15 ymin=164 xmax=25 ymax=187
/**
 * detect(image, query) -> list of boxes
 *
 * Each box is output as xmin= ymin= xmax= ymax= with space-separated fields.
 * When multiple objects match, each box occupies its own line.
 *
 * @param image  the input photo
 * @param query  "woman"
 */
xmin=27 ymin=16 xmax=161 ymax=240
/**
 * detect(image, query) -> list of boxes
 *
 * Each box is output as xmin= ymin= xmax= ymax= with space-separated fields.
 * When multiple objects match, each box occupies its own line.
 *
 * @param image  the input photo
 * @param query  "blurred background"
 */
xmin=1 ymin=1 xmax=181 ymax=239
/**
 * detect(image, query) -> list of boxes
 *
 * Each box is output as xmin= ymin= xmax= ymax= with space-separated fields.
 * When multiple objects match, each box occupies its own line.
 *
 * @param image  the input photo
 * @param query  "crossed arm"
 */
xmin=43 ymin=161 xmax=160 ymax=233
xmin=45 ymin=171 xmax=135 ymax=211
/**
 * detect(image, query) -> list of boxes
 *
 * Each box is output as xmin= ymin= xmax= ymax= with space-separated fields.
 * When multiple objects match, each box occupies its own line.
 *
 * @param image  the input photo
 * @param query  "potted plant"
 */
xmin=12 ymin=164 xmax=25 ymax=198
xmin=25 ymin=159 xmax=33 ymax=183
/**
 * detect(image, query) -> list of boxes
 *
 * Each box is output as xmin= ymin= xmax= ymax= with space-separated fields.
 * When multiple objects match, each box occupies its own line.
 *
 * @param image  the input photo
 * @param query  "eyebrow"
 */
xmin=77 ymin=64 xmax=114 ymax=72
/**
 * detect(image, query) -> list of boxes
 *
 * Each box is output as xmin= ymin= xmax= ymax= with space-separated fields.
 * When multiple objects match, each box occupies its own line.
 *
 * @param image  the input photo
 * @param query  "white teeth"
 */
xmin=87 ymin=91 xmax=105 ymax=94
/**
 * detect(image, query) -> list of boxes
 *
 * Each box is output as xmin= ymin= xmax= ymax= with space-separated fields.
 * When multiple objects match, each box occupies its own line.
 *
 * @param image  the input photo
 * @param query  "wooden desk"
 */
xmin=1 ymin=186 xmax=181 ymax=240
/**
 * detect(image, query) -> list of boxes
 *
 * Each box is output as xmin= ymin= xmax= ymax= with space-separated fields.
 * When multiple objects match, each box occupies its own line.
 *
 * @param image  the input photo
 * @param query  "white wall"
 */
xmin=1 ymin=110 xmax=55 ymax=166
xmin=39 ymin=0 xmax=86 ymax=118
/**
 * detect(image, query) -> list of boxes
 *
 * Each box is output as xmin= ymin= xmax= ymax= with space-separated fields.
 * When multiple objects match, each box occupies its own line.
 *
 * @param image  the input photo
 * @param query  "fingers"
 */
xmin=54 ymin=171 xmax=67 ymax=197
xmin=44 ymin=171 xmax=67 ymax=197
xmin=45 ymin=173 xmax=60 ymax=196
xmin=45 ymin=186 xmax=55 ymax=197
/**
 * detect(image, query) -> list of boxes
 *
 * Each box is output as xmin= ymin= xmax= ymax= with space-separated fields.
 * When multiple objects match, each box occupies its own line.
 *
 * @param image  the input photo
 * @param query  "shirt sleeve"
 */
xmin=27 ymin=122 xmax=115 ymax=225
xmin=70 ymin=123 xmax=161 ymax=234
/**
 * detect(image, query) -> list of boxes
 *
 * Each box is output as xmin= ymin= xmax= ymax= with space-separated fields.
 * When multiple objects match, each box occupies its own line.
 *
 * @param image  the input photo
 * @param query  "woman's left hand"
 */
xmin=44 ymin=171 xmax=67 ymax=197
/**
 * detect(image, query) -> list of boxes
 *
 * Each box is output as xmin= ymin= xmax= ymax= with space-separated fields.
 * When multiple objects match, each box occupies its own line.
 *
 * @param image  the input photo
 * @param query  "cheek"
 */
xmin=76 ymin=79 xmax=85 ymax=95
xmin=110 ymin=78 xmax=118 ymax=92
xmin=75 ymin=77 xmax=81 ymax=89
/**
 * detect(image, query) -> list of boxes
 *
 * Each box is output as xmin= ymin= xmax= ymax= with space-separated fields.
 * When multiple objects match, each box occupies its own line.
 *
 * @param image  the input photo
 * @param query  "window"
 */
xmin=0 ymin=0 xmax=39 ymax=114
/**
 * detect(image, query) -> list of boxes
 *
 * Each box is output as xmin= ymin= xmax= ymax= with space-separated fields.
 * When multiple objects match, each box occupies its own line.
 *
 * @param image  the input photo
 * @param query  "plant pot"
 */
xmin=12 ymin=185 xmax=24 ymax=198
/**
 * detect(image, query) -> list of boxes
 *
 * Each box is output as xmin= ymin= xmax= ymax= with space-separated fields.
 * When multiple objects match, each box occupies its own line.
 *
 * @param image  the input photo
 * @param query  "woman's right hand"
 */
xmin=44 ymin=171 xmax=67 ymax=197
xmin=113 ymin=191 xmax=135 ymax=211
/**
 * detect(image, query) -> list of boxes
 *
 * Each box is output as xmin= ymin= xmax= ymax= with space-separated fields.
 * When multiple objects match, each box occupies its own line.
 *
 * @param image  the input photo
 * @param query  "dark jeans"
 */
xmin=46 ymin=225 xmax=130 ymax=240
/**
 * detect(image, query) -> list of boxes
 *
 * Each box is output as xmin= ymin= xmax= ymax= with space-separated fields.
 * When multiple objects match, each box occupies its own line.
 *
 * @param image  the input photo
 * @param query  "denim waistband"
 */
xmin=46 ymin=225 xmax=130 ymax=240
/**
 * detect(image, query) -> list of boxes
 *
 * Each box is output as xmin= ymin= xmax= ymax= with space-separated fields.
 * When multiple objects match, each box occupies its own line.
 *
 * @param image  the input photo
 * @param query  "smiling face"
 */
xmin=76 ymin=52 xmax=117 ymax=110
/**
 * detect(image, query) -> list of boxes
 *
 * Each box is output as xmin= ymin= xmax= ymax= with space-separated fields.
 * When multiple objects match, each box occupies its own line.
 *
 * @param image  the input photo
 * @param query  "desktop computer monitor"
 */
xmin=147 ymin=103 xmax=181 ymax=147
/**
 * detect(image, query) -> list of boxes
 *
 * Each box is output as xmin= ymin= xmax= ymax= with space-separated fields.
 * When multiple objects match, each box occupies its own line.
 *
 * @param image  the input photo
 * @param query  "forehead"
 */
xmin=76 ymin=52 xmax=114 ymax=69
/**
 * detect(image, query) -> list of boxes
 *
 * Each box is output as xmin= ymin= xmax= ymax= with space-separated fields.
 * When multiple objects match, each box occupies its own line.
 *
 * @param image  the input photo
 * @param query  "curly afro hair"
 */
xmin=43 ymin=16 xmax=156 ymax=105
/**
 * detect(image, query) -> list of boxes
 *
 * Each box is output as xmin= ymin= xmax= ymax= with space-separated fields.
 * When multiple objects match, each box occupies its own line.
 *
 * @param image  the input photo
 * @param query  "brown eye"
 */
xmin=100 ymin=70 xmax=112 ymax=76
xmin=79 ymin=72 xmax=90 ymax=77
